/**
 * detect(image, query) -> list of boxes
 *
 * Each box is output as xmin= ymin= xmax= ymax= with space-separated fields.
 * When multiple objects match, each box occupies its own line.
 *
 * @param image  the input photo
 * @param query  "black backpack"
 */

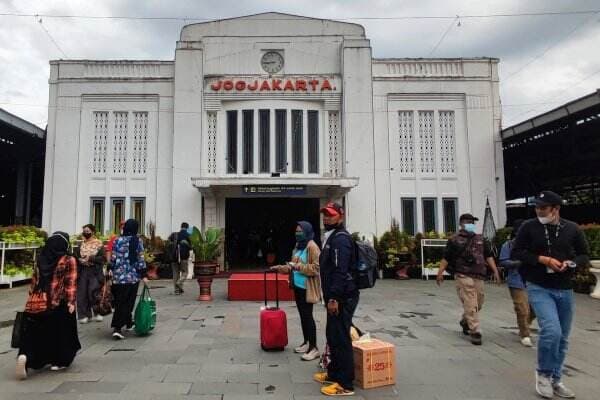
xmin=163 ymin=232 xmax=179 ymax=263
xmin=333 ymin=231 xmax=378 ymax=289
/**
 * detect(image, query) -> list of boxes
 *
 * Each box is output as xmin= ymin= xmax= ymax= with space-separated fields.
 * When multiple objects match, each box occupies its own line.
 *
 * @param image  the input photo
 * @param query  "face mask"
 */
xmin=538 ymin=216 xmax=553 ymax=225
xmin=82 ymin=232 xmax=92 ymax=239
xmin=464 ymin=223 xmax=476 ymax=233
xmin=295 ymin=232 xmax=305 ymax=242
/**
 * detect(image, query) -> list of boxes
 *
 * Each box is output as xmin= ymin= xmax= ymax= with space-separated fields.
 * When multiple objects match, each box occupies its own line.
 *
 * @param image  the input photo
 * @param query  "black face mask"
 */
xmin=82 ymin=232 xmax=92 ymax=239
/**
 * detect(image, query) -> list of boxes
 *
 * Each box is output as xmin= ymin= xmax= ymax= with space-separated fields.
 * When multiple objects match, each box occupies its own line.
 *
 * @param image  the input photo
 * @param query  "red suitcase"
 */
xmin=260 ymin=271 xmax=288 ymax=351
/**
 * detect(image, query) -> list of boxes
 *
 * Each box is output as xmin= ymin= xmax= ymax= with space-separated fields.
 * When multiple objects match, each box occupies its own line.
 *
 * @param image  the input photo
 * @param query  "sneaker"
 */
xmin=321 ymin=382 xmax=355 ymax=396
xmin=470 ymin=332 xmax=482 ymax=345
xmin=94 ymin=315 xmax=103 ymax=322
xmin=313 ymin=372 xmax=334 ymax=384
xmin=294 ymin=342 xmax=309 ymax=354
xmin=125 ymin=324 xmax=135 ymax=332
xmin=79 ymin=317 xmax=89 ymax=324
xmin=50 ymin=365 xmax=67 ymax=371
xmin=112 ymin=330 xmax=125 ymax=340
xmin=553 ymin=381 xmax=575 ymax=398
xmin=535 ymin=371 xmax=554 ymax=399
xmin=301 ymin=348 xmax=320 ymax=361
xmin=521 ymin=337 xmax=533 ymax=347
xmin=459 ymin=319 xmax=470 ymax=335
xmin=15 ymin=354 xmax=27 ymax=380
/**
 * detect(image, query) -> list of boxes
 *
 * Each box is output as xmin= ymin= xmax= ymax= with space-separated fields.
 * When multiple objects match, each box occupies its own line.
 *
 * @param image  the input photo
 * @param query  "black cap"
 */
xmin=533 ymin=191 xmax=562 ymax=207
xmin=320 ymin=202 xmax=344 ymax=216
xmin=459 ymin=213 xmax=479 ymax=223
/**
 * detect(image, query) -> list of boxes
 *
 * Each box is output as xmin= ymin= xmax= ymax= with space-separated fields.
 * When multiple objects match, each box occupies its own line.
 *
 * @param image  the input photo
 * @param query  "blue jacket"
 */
xmin=499 ymin=239 xmax=525 ymax=289
xmin=177 ymin=229 xmax=191 ymax=260
xmin=319 ymin=227 xmax=357 ymax=302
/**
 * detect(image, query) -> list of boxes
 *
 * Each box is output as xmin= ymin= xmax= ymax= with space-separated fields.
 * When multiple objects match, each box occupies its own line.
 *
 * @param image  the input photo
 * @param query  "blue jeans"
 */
xmin=526 ymin=282 xmax=574 ymax=380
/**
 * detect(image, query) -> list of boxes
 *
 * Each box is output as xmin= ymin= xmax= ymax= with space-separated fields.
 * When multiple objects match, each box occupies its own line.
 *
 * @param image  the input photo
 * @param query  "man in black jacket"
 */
xmin=173 ymin=222 xmax=191 ymax=295
xmin=512 ymin=191 xmax=589 ymax=399
xmin=314 ymin=202 xmax=358 ymax=396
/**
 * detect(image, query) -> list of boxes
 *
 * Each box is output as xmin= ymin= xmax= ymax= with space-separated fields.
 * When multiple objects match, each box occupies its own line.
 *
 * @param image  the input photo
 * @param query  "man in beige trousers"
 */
xmin=437 ymin=213 xmax=501 ymax=345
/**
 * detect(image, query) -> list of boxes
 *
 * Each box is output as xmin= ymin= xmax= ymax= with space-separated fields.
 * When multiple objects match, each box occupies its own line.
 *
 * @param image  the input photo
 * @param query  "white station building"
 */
xmin=42 ymin=12 xmax=505 ymax=267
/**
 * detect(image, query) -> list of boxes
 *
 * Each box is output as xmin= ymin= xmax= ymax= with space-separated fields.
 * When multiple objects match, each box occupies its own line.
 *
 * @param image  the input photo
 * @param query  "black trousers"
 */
xmin=293 ymin=286 xmax=317 ymax=349
xmin=77 ymin=266 xmax=103 ymax=319
xmin=111 ymin=283 xmax=139 ymax=330
xmin=326 ymin=294 xmax=359 ymax=390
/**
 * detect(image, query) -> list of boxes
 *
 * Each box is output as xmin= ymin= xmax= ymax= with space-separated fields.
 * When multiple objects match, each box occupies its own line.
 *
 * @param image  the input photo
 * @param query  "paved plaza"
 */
xmin=1 ymin=278 xmax=599 ymax=399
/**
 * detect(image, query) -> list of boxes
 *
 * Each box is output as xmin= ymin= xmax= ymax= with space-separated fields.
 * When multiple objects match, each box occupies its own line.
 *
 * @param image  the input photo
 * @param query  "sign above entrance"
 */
xmin=208 ymin=77 xmax=338 ymax=93
xmin=242 ymin=185 xmax=307 ymax=196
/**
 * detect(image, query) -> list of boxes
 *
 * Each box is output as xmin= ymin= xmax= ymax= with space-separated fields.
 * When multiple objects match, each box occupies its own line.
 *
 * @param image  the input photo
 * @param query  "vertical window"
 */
xmin=112 ymin=111 xmax=128 ymax=174
xmin=110 ymin=198 xmax=125 ymax=234
xmin=439 ymin=111 xmax=456 ymax=174
xmin=401 ymin=198 xmax=416 ymax=236
xmin=443 ymin=198 xmax=458 ymax=234
xmin=92 ymin=112 xmax=108 ymax=174
xmin=328 ymin=111 xmax=340 ymax=176
xmin=275 ymin=109 xmax=287 ymax=172
xmin=90 ymin=198 xmax=105 ymax=234
xmin=131 ymin=198 xmax=145 ymax=235
xmin=292 ymin=110 xmax=303 ymax=173
xmin=422 ymin=198 xmax=437 ymax=233
xmin=398 ymin=111 xmax=415 ymax=174
xmin=227 ymin=110 xmax=238 ymax=174
xmin=242 ymin=110 xmax=254 ymax=174
xmin=418 ymin=111 xmax=435 ymax=174
xmin=308 ymin=110 xmax=319 ymax=174
xmin=259 ymin=109 xmax=270 ymax=173
xmin=207 ymin=112 xmax=217 ymax=174
xmin=132 ymin=112 xmax=148 ymax=175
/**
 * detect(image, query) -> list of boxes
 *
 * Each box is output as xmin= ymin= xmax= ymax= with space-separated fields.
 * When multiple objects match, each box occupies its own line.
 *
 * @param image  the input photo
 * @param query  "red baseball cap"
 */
xmin=320 ymin=202 xmax=344 ymax=217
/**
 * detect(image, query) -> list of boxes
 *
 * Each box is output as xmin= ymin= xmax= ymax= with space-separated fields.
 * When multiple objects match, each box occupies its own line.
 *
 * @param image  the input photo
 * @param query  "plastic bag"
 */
xmin=134 ymin=284 xmax=156 ymax=336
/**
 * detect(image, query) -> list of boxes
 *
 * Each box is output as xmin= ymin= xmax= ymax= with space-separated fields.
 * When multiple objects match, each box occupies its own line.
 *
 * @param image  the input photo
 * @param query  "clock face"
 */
xmin=261 ymin=52 xmax=284 ymax=74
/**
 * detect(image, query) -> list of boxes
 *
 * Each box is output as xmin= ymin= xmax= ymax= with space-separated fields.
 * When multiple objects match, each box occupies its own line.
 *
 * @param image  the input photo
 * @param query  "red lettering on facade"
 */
xmin=235 ymin=81 xmax=246 ymax=90
xmin=247 ymin=80 xmax=258 ymax=91
xmin=210 ymin=80 xmax=222 ymax=91
xmin=284 ymin=80 xmax=295 ymax=91
xmin=321 ymin=79 xmax=332 ymax=91
xmin=271 ymin=79 xmax=282 ymax=90
xmin=223 ymin=80 xmax=234 ymax=91
xmin=295 ymin=80 xmax=307 ymax=91
xmin=308 ymin=80 xmax=319 ymax=91
xmin=260 ymin=80 xmax=271 ymax=91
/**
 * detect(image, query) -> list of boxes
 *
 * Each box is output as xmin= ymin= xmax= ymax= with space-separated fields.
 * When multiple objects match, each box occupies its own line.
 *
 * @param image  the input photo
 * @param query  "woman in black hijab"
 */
xmin=109 ymin=219 xmax=148 ymax=339
xmin=16 ymin=232 xmax=81 ymax=380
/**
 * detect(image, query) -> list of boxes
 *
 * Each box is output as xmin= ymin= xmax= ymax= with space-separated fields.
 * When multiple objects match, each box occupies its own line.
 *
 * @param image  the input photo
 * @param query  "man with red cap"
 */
xmin=313 ymin=202 xmax=358 ymax=396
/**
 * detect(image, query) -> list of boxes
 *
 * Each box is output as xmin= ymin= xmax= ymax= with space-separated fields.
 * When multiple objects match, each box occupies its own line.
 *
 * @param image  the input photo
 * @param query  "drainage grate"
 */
xmin=105 ymin=348 xmax=136 ymax=354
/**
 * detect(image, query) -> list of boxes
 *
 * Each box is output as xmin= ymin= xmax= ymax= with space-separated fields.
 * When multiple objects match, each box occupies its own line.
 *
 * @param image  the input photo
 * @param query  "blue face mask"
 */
xmin=187 ymin=226 xmax=194 ymax=235
xmin=464 ymin=223 xmax=476 ymax=233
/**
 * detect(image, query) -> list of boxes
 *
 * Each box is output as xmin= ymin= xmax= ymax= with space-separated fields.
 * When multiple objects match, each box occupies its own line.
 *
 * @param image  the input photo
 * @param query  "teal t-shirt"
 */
xmin=292 ymin=247 xmax=308 ymax=289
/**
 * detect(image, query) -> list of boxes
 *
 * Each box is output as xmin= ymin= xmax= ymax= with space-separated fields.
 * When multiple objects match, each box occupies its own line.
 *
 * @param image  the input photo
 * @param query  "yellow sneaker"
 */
xmin=313 ymin=372 xmax=333 ymax=384
xmin=321 ymin=382 xmax=355 ymax=396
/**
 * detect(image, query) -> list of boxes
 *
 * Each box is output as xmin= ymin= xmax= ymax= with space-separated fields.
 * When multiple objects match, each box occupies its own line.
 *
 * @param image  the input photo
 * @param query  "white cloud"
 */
xmin=1 ymin=0 xmax=599 ymax=128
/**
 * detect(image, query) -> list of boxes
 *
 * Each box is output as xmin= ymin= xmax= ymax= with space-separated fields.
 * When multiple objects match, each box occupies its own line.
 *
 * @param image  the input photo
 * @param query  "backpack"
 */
xmin=333 ymin=231 xmax=378 ymax=289
xmin=163 ymin=232 xmax=179 ymax=263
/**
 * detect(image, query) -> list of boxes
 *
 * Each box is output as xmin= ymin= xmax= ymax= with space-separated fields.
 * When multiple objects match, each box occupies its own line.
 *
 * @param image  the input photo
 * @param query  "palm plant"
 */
xmin=189 ymin=227 xmax=224 ymax=263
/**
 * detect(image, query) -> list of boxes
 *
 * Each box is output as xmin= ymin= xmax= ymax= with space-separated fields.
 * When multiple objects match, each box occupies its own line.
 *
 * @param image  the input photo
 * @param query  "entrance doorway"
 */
xmin=225 ymin=198 xmax=321 ymax=269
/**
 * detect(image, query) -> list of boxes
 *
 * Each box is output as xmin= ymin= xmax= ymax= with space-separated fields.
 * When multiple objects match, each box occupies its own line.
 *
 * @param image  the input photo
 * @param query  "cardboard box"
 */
xmin=352 ymin=339 xmax=396 ymax=389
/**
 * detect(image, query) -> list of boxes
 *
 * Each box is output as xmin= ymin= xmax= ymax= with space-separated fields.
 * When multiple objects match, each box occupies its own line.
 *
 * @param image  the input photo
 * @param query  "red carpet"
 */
xmin=227 ymin=272 xmax=295 ymax=301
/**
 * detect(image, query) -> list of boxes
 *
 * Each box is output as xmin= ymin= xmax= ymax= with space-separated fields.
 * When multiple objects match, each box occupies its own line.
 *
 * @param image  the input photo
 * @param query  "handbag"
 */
xmin=93 ymin=276 xmax=114 ymax=316
xmin=24 ymin=290 xmax=49 ymax=314
xmin=134 ymin=284 xmax=156 ymax=336
xmin=11 ymin=312 xmax=25 ymax=349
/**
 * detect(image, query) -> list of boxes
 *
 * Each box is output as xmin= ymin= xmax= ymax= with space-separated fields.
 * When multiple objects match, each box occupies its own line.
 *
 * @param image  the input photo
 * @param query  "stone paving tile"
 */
xmin=2 ymin=279 xmax=600 ymax=399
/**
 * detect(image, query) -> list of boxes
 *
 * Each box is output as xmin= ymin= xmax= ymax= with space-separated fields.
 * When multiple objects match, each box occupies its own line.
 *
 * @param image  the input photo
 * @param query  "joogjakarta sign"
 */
xmin=208 ymin=78 xmax=338 ymax=92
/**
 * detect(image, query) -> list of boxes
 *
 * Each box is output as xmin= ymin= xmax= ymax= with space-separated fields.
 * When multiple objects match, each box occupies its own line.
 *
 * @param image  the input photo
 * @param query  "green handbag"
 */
xmin=134 ymin=284 xmax=156 ymax=336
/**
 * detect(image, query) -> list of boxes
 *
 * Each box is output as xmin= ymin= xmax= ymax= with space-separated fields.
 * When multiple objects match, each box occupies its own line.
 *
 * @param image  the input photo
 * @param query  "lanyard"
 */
xmin=543 ymin=223 xmax=561 ymax=256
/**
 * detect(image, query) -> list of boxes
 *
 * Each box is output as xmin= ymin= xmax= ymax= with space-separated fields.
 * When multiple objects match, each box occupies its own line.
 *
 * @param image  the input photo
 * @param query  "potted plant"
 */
xmin=189 ymin=226 xmax=224 ymax=301
xmin=376 ymin=219 xmax=415 ymax=280
xmin=141 ymin=221 xmax=164 ymax=280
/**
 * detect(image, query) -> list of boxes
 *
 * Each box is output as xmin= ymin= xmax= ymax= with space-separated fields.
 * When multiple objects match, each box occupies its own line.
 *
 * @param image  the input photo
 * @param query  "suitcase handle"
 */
xmin=264 ymin=270 xmax=279 ymax=309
